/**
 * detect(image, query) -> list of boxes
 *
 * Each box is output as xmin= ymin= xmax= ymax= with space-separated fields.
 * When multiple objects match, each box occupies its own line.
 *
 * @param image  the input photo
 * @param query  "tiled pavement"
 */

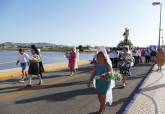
xmin=127 ymin=65 xmax=165 ymax=114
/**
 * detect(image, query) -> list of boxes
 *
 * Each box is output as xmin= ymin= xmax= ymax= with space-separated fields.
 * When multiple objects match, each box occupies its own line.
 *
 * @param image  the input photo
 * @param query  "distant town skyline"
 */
xmin=0 ymin=0 xmax=165 ymax=47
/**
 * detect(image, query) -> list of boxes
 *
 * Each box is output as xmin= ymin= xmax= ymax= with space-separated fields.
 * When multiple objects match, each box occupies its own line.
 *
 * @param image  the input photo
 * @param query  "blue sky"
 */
xmin=0 ymin=0 xmax=164 ymax=47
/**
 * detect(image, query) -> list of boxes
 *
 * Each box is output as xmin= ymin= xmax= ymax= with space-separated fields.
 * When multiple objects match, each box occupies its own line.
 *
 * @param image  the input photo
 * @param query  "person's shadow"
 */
xmin=88 ymin=111 xmax=98 ymax=114
xmin=15 ymin=87 xmax=97 ymax=104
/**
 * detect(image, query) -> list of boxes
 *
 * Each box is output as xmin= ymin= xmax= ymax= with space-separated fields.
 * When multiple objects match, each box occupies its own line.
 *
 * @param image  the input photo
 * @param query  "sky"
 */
xmin=0 ymin=0 xmax=165 ymax=47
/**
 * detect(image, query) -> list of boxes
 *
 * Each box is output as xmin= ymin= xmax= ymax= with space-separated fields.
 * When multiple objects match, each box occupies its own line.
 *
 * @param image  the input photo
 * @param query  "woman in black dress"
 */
xmin=26 ymin=47 xmax=43 ymax=87
xmin=31 ymin=45 xmax=45 ymax=78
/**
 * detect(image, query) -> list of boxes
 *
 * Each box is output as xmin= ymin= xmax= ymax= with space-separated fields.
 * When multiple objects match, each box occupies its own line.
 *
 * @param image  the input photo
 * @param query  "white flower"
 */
xmin=106 ymin=72 xmax=122 ymax=81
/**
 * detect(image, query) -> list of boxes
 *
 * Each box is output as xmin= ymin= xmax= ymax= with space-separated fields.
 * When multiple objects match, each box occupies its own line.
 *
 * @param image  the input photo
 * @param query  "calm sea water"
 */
xmin=0 ymin=51 xmax=94 ymax=70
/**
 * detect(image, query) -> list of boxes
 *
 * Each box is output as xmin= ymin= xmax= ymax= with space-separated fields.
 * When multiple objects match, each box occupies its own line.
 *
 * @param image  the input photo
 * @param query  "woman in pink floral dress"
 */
xmin=68 ymin=48 xmax=77 ymax=76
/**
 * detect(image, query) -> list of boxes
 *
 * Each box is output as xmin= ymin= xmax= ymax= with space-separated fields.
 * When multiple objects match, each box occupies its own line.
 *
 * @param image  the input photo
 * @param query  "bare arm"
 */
xmin=16 ymin=60 xmax=19 ymax=65
xmin=109 ymin=64 xmax=113 ymax=72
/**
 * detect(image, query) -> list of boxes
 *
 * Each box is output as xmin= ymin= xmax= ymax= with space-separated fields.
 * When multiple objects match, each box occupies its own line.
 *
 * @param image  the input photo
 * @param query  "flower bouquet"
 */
xmin=29 ymin=55 xmax=41 ymax=63
xmin=106 ymin=72 xmax=122 ymax=81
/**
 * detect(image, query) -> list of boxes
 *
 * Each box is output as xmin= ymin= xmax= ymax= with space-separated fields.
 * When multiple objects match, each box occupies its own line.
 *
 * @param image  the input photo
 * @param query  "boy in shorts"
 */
xmin=16 ymin=48 xmax=29 ymax=82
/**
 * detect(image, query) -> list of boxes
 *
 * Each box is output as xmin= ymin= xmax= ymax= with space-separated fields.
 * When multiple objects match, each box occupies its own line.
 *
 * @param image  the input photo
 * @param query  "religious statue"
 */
xmin=123 ymin=28 xmax=129 ymax=42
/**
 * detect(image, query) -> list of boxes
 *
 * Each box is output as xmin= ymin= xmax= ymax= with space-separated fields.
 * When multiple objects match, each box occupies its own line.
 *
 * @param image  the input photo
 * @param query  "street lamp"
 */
xmin=152 ymin=1 xmax=162 ymax=50
xmin=161 ymin=29 xmax=164 ymax=46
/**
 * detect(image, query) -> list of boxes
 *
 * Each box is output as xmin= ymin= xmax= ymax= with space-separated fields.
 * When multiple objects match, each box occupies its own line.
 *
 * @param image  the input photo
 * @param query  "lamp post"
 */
xmin=152 ymin=2 xmax=162 ymax=50
xmin=161 ymin=29 xmax=164 ymax=46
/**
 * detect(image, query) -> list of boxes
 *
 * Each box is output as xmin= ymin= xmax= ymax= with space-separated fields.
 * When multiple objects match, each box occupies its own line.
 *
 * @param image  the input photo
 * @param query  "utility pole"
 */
xmin=161 ymin=29 xmax=164 ymax=46
xmin=152 ymin=2 xmax=162 ymax=50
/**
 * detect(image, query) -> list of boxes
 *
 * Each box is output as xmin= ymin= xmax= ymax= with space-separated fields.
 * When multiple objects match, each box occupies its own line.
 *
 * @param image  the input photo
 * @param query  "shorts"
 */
xmin=20 ymin=63 xmax=27 ymax=70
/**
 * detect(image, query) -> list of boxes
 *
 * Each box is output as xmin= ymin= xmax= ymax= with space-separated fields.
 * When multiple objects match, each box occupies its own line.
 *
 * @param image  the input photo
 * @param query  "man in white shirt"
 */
xmin=109 ymin=49 xmax=115 ymax=67
xmin=16 ymin=48 xmax=29 ymax=82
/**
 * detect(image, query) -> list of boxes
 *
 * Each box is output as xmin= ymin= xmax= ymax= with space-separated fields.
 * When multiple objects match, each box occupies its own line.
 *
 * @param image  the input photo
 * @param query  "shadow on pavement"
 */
xmin=42 ymin=65 xmax=93 ymax=79
xmin=15 ymin=87 xmax=96 ymax=104
xmin=113 ymin=85 xmax=125 ymax=89
xmin=0 ymin=80 xmax=88 ymax=94
xmin=127 ymin=74 xmax=145 ymax=80
xmin=88 ymin=111 xmax=98 ymax=114
xmin=0 ymin=86 xmax=23 ymax=91
xmin=0 ymin=78 xmax=19 ymax=84
xmin=142 ymin=83 xmax=165 ymax=92
xmin=26 ymin=80 xmax=88 ymax=90
xmin=111 ymin=98 xmax=127 ymax=106
xmin=0 ymin=86 xmax=25 ymax=94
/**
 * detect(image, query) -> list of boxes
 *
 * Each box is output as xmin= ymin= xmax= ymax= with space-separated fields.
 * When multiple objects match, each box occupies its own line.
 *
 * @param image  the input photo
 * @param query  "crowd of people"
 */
xmin=16 ymin=46 xmax=80 ymax=87
xmin=16 ymin=45 xmax=44 ymax=87
xmin=89 ymin=46 xmax=165 ymax=114
xmin=96 ymin=46 xmax=158 ymax=69
xmin=15 ymin=45 xmax=165 ymax=114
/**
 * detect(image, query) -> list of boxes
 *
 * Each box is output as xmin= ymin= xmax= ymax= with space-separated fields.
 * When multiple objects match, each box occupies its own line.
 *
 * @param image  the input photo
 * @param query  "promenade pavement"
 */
xmin=126 ymin=65 xmax=165 ymax=114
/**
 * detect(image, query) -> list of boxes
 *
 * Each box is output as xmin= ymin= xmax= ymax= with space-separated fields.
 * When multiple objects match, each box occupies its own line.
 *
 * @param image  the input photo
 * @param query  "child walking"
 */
xmin=16 ymin=48 xmax=29 ymax=82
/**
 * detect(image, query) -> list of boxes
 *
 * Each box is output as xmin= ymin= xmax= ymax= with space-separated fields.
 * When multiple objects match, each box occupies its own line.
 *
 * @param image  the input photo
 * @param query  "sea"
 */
xmin=0 ymin=51 xmax=94 ymax=70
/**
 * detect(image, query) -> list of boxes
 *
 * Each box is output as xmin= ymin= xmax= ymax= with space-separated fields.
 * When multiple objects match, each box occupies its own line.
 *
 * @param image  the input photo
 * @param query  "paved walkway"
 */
xmin=126 ymin=65 xmax=165 ymax=114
